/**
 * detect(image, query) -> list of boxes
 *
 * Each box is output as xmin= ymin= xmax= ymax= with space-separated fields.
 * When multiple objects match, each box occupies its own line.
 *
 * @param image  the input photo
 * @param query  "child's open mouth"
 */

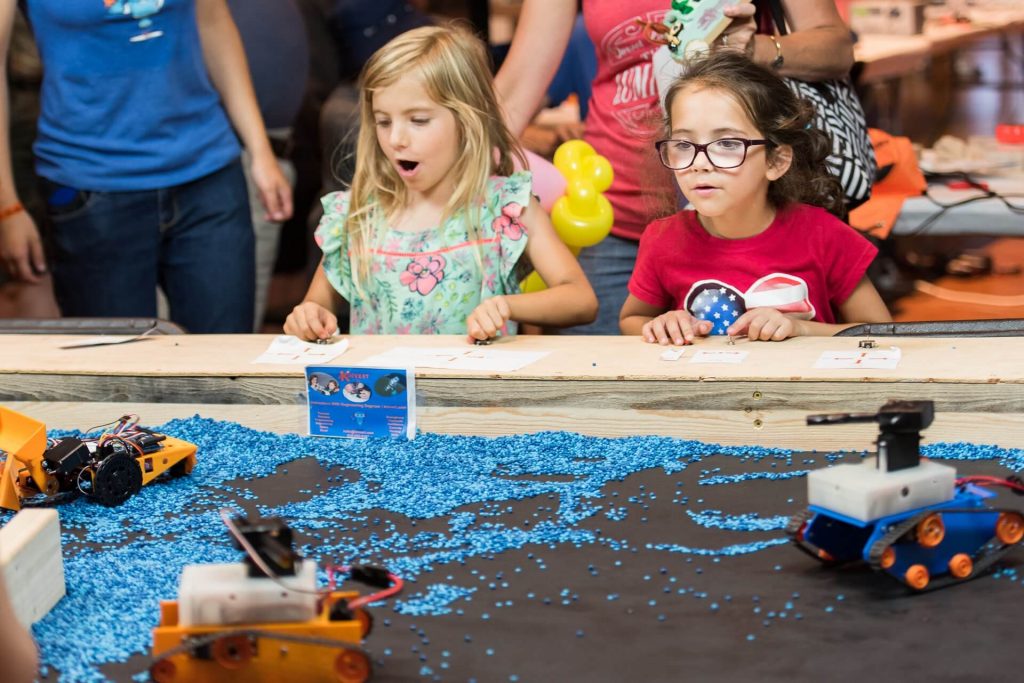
xmin=397 ymin=159 xmax=420 ymax=175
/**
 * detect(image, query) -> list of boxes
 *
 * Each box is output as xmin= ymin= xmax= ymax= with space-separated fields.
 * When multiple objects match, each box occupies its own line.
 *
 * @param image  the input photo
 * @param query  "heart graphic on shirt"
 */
xmin=684 ymin=274 xmax=815 ymax=335
xmin=744 ymin=273 xmax=816 ymax=319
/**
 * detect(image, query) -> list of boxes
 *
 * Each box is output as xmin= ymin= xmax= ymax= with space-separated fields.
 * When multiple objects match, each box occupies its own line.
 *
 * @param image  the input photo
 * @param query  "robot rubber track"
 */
xmin=789 ymin=400 xmax=1024 ymax=592
xmin=148 ymin=626 xmax=372 ymax=683
xmin=788 ymin=502 xmax=1024 ymax=592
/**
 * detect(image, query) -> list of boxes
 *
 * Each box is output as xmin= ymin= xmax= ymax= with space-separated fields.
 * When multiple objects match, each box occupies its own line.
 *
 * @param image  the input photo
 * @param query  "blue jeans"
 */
xmin=564 ymin=234 xmax=639 ymax=335
xmin=45 ymin=160 xmax=255 ymax=333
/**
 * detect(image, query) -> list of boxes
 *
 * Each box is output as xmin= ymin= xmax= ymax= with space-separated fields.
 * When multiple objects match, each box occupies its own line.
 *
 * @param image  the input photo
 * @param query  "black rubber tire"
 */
xmin=91 ymin=452 xmax=143 ymax=506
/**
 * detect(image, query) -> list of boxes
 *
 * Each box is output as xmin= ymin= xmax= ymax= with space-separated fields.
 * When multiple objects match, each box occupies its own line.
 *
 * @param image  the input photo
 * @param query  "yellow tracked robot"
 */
xmin=150 ymin=512 xmax=402 ymax=683
xmin=0 ymin=406 xmax=197 ymax=511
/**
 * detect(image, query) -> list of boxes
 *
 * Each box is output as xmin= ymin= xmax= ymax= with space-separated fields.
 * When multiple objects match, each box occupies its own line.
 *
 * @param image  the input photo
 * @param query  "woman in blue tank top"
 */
xmin=0 ymin=0 xmax=293 ymax=332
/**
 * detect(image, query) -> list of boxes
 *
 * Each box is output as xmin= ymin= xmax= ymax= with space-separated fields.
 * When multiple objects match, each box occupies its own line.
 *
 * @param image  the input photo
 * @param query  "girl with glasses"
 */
xmin=496 ymin=1 xmax=857 ymax=335
xmin=620 ymin=51 xmax=890 ymax=344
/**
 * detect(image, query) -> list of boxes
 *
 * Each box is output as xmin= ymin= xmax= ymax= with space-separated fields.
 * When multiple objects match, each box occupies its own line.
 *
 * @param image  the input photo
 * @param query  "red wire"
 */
xmin=324 ymin=564 xmax=343 ymax=592
xmin=348 ymin=573 xmax=404 ymax=610
xmin=957 ymin=475 xmax=1024 ymax=493
xmin=316 ymin=563 xmax=404 ymax=610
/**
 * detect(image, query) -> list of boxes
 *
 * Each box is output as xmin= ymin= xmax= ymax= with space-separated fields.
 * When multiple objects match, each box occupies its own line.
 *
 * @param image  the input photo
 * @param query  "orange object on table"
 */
xmin=995 ymin=124 xmax=1024 ymax=145
xmin=848 ymin=129 xmax=927 ymax=239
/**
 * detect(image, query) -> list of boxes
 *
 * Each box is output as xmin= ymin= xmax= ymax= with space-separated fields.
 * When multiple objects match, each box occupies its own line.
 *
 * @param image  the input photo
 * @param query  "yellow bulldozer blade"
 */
xmin=0 ymin=406 xmax=51 ymax=512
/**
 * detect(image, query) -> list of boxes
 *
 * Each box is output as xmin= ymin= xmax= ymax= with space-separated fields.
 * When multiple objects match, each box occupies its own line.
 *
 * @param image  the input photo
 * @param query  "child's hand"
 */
xmin=284 ymin=302 xmax=338 ymax=341
xmin=728 ymin=307 xmax=804 ymax=341
xmin=642 ymin=311 xmax=713 ymax=345
xmin=466 ymin=295 xmax=511 ymax=341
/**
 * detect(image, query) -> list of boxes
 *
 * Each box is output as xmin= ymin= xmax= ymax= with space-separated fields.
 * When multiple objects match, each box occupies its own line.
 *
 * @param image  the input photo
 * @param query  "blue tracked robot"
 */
xmin=788 ymin=400 xmax=1024 ymax=591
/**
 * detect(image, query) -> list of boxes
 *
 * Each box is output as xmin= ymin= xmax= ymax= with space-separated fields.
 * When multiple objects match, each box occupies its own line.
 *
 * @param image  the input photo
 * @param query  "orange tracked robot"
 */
xmin=149 ymin=511 xmax=402 ymax=683
xmin=0 ymin=406 xmax=197 ymax=511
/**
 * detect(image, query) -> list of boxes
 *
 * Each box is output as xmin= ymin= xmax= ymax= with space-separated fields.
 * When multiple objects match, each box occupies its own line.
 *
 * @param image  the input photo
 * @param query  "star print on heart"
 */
xmin=684 ymin=274 xmax=816 ymax=335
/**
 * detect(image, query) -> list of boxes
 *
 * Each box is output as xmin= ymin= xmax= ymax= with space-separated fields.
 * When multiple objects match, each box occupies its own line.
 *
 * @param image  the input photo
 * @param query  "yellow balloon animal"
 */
xmin=522 ymin=140 xmax=614 ymax=293
xmin=551 ymin=140 xmax=614 ymax=247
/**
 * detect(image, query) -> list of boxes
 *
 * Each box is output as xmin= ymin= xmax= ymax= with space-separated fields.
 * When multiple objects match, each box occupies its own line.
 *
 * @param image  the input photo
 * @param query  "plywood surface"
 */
xmin=9 ymin=401 xmax=1024 ymax=450
xmin=4 ymin=334 xmax=1023 ymax=447
xmin=1 ymin=334 xmax=1021 ymax=383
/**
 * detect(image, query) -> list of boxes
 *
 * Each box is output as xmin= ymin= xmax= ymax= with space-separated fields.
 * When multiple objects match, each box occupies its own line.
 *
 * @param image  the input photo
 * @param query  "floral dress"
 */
xmin=315 ymin=172 xmax=533 ymax=334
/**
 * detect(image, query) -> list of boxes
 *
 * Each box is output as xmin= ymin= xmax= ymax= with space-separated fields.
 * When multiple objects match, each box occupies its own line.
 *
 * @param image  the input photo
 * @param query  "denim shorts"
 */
xmin=43 ymin=159 xmax=255 ymax=333
xmin=562 ymin=234 xmax=639 ymax=335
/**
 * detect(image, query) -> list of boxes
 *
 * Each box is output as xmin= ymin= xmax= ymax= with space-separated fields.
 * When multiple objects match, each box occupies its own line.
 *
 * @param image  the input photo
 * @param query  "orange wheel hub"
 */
xmin=879 ymin=547 xmax=896 ymax=569
xmin=150 ymin=660 xmax=176 ymax=683
xmin=905 ymin=564 xmax=930 ymax=590
xmin=211 ymin=635 xmax=254 ymax=670
xmin=915 ymin=513 xmax=945 ymax=548
xmin=948 ymin=553 xmax=973 ymax=579
xmin=355 ymin=608 xmax=373 ymax=638
xmin=996 ymin=511 xmax=1024 ymax=545
xmin=335 ymin=649 xmax=371 ymax=683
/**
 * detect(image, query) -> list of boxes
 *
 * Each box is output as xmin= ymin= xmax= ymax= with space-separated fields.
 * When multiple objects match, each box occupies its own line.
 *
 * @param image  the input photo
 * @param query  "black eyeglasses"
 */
xmin=655 ymin=137 xmax=768 ymax=170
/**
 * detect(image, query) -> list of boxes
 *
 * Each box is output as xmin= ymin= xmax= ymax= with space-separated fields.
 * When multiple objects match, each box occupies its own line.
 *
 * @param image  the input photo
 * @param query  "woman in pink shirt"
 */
xmin=495 ymin=1 xmax=854 ymax=334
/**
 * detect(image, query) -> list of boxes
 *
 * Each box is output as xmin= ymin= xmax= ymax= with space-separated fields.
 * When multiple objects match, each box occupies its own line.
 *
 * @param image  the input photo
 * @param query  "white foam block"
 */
xmin=0 ymin=509 xmax=66 ymax=626
xmin=807 ymin=457 xmax=956 ymax=523
xmin=178 ymin=559 xmax=318 ymax=626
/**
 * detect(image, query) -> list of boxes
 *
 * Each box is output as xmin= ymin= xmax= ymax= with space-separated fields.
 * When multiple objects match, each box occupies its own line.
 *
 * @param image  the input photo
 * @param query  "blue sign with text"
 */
xmin=305 ymin=365 xmax=415 ymax=439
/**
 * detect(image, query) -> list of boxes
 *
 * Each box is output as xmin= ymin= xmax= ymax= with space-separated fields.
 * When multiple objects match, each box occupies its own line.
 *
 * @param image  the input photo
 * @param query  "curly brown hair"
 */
xmin=663 ymin=51 xmax=844 ymax=217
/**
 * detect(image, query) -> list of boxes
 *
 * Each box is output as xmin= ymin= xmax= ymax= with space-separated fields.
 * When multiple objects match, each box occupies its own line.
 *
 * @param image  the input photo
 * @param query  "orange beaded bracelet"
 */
xmin=0 ymin=201 xmax=24 ymax=221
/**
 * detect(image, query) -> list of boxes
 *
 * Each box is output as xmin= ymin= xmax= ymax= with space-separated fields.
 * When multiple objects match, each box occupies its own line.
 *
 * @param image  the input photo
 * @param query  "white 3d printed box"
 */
xmin=808 ymin=458 xmax=956 ymax=523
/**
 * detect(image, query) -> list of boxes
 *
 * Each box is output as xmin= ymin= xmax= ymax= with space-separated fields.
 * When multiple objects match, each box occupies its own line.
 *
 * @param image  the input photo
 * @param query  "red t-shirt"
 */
xmin=628 ymin=204 xmax=878 ymax=332
xmin=583 ymin=1 xmax=676 ymax=241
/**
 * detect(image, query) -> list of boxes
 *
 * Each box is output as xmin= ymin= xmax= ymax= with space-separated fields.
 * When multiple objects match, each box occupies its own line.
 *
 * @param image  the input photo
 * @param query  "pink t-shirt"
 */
xmin=583 ymin=1 xmax=676 ymax=241
xmin=628 ymin=204 xmax=878 ymax=332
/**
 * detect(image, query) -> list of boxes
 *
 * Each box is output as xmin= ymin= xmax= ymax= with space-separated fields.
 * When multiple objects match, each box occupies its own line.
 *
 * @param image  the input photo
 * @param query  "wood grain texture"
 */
xmin=1 ymin=374 xmax=1022 ymax=414
xmin=6 ymin=402 xmax=308 ymax=435
xmin=0 ymin=509 xmax=65 ymax=626
xmin=3 ymin=334 xmax=1022 ymax=447
xmin=8 ymin=402 xmax=1024 ymax=451
xmin=2 ymin=334 xmax=1022 ymax=382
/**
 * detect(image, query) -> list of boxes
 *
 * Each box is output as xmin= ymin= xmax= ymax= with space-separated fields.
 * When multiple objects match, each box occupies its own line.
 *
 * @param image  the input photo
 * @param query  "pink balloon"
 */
xmin=517 ymin=150 xmax=567 ymax=212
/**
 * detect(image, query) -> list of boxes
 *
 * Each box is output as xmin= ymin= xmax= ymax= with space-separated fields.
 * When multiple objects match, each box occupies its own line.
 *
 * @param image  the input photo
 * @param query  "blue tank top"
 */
xmin=24 ymin=0 xmax=240 ymax=191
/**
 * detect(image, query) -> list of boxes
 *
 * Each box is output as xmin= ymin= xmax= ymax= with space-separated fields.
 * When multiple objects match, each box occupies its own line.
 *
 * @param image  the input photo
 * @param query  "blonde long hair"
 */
xmin=346 ymin=25 xmax=526 ymax=292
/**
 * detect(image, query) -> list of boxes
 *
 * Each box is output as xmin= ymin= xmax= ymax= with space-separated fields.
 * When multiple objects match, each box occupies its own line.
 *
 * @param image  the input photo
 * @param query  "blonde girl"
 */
xmin=286 ymin=25 xmax=597 ymax=340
